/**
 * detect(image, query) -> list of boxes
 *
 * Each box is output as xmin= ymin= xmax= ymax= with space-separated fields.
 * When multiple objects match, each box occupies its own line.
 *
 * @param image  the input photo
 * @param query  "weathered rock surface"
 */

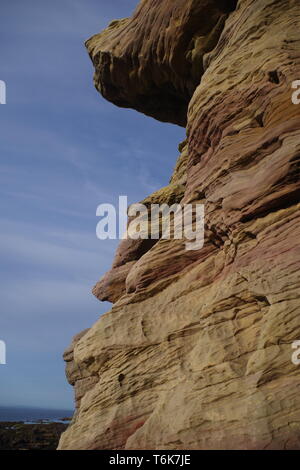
xmin=86 ymin=0 xmax=237 ymax=126
xmin=59 ymin=0 xmax=300 ymax=450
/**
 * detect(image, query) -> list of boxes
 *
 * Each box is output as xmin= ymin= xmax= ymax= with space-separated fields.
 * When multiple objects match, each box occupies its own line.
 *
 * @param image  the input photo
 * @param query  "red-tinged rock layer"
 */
xmin=58 ymin=0 xmax=300 ymax=450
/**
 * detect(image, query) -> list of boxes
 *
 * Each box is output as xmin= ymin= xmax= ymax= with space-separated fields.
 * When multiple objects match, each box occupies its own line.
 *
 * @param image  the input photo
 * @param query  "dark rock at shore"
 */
xmin=0 ymin=421 xmax=68 ymax=451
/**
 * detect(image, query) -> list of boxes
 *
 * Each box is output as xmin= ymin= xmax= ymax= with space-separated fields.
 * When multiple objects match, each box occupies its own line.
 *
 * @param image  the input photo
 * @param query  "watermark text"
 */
xmin=0 ymin=80 xmax=6 ymax=104
xmin=96 ymin=196 xmax=205 ymax=251
xmin=291 ymin=80 xmax=300 ymax=104
xmin=292 ymin=340 xmax=300 ymax=365
xmin=0 ymin=340 xmax=6 ymax=365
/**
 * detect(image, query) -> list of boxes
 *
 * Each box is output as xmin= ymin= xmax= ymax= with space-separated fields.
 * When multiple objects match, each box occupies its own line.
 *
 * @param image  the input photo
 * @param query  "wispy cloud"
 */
xmin=0 ymin=0 xmax=185 ymax=409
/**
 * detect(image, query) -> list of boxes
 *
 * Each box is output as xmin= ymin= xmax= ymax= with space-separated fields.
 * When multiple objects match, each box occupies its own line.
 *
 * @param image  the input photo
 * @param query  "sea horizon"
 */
xmin=0 ymin=405 xmax=74 ymax=423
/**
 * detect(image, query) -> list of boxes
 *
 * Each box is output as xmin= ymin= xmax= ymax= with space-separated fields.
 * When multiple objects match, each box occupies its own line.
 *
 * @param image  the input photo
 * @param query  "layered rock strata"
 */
xmin=59 ymin=0 xmax=300 ymax=450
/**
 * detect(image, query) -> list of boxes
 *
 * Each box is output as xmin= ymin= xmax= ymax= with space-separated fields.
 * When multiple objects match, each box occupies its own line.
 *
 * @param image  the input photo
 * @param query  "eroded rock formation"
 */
xmin=58 ymin=0 xmax=300 ymax=450
xmin=86 ymin=0 xmax=237 ymax=126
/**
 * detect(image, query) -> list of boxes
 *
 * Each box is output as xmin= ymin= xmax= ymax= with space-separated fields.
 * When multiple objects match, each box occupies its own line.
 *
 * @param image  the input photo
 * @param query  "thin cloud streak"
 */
xmin=0 ymin=0 xmax=185 ymax=409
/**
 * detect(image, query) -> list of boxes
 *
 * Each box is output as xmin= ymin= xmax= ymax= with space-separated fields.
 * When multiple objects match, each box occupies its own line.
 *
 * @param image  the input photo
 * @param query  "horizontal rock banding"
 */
xmin=86 ymin=0 xmax=238 ymax=126
xmin=59 ymin=0 xmax=300 ymax=450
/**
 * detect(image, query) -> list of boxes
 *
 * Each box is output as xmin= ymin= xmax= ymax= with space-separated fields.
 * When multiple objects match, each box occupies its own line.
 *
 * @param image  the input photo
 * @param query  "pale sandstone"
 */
xmin=59 ymin=0 xmax=300 ymax=450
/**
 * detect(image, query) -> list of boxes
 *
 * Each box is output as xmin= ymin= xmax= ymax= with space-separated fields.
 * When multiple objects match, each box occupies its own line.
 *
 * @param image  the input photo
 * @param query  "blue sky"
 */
xmin=0 ymin=0 xmax=185 ymax=409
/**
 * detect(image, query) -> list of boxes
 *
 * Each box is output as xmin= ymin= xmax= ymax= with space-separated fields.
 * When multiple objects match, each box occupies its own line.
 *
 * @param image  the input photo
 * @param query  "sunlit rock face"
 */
xmin=85 ymin=0 xmax=237 ymax=126
xmin=58 ymin=0 xmax=300 ymax=450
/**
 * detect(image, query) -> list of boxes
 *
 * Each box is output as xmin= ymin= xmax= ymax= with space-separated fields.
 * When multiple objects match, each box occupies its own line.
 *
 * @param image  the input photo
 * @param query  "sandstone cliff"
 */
xmin=58 ymin=0 xmax=300 ymax=450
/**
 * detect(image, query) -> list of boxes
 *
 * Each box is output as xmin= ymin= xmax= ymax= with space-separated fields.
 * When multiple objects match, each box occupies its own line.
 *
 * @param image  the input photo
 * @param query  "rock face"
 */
xmin=86 ymin=0 xmax=237 ymax=126
xmin=58 ymin=0 xmax=300 ymax=450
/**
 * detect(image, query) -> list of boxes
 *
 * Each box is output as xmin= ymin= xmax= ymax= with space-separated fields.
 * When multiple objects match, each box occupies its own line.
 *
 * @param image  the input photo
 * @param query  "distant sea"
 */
xmin=0 ymin=406 xmax=74 ymax=423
